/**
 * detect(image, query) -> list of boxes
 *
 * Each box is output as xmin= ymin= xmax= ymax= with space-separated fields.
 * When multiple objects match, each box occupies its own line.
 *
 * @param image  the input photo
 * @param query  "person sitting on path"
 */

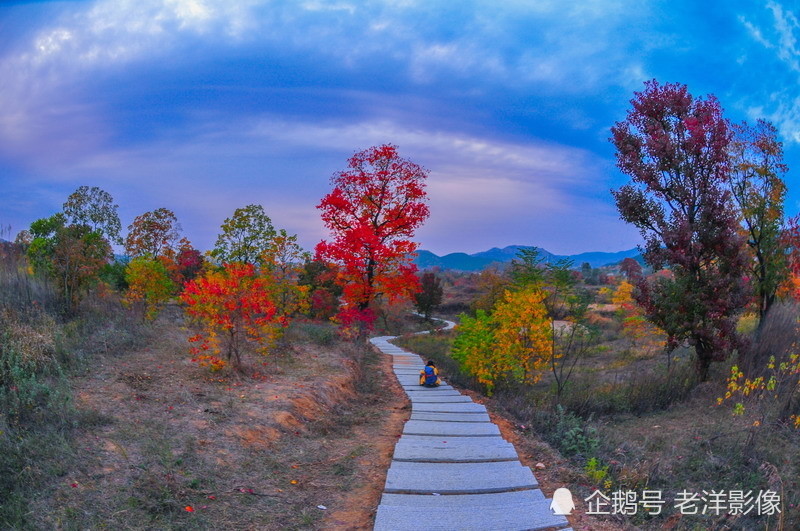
xmin=419 ymin=360 xmax=441 ymax=387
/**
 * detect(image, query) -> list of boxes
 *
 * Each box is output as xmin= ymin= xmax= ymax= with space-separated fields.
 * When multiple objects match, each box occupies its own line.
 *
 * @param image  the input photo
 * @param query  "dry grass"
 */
xmin=23 ymin=318 xmax=407 ymax=530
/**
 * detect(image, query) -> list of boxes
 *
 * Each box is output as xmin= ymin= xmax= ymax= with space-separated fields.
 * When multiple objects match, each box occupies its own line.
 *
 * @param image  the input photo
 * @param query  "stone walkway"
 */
xmin=370 ymin=328 xmax=572 ymax=531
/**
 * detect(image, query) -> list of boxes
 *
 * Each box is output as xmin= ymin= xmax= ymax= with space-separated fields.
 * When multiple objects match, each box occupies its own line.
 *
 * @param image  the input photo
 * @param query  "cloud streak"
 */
xmin=19 ymin=110 xmax=608 ymax=253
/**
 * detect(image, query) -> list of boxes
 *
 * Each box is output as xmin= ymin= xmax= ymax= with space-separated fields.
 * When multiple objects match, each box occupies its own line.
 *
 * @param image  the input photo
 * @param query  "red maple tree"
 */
xmin=315 ymin=144 xmax=429 ymax=329
xmin=180 ymin=263 xmax=283 ymax=370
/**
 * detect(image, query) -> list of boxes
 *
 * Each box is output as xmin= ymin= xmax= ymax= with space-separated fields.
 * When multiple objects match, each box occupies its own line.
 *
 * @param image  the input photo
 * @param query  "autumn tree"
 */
xmin=452 ymin=289 xmax=552 ymax=395
xmin=619 ymin=257 xmax=642 ymax=281
xmin=414 ymin=272 xmax=444 ymax=320
xmin=452 ymin=248 xmax=595 ymax=397
xmin=175 ymin=238 xmax=205 ymax=284
xmin=510 ymin=247 xmax=595 ymax=399
xmin=211 ymin=204 xmax=276 ymax=266
xmin=779 ymin=215 xmax=800 ymax=301
xmin=729 ymin=119 xmax=789 ymax=324
xmin=125 ymin=208 xmax=181 ymax=259
xmin=612 ymin=280 xmax=665 ymax=356
xmin=298 ymin=259 xmax=342 ymax=320
xmin=62 ymin=186 xmax=123 ymax=245
xmin=493 ymin=287 xmax=551 ymax=385
xmin=451 ymin=310 xmax=501 ymax=394
xmin=315 ymin=144 xmax=429 ymax=329
xmin=124 ymin=257 xmax=176 ymax=320
xmin=260 ymin=230 xmax=310 ymax=319
xmin=28 ymin=214 xmax=112 ymax=311
xmin=611 ymin=80 xmax=749 ymax=381
xmin=612 ymin=280 xmax=636 ymax=312
xmin=181 ymin=263 xmax=283 ymax=370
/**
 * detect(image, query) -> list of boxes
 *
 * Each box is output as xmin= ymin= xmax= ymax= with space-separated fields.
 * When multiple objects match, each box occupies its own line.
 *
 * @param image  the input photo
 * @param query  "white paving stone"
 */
xmin=384 ymin=461 xmax=538 ymax=494
xmin=374 ymin=498 xmax=569 ymax=531
xmin=392 ymin=442 xmax=518 ymax=462
xmin=379 ymin=490 xmax=545 ymax=506
xmin=410 ymin=411 xmax=491 ymax=422
xmin=403 ymin=420 xmax=501 ymax=437
xmin=408 ymin=395 xmax=473 ymax=403
xmin=411 ymin=402 xmax=488 ymax=413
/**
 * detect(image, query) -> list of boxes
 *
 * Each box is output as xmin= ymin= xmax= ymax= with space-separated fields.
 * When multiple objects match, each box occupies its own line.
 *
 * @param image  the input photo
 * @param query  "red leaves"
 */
xmin=181 ymin=263 xmax=283 ymax=370
xmin=611 ymin=80 xmax=749 ymax=380
xmin=316 ymin=144 xmax=429 ymax=329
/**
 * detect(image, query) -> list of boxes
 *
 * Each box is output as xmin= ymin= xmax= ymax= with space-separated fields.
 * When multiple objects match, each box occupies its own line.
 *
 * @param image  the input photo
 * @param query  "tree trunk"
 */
xmin=695 ymin=342 xmax=712 ymax=382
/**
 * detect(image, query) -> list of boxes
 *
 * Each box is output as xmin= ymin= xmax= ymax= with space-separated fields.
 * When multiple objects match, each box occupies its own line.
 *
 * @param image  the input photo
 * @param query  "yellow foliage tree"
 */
xmin=612 ymin=280 xmax=665 ymax=356
xmin=124 ymin=257 xmax=176 ymax=321
xmin=611 ymin=280 xmax=634 ymax=307
xmin=260 ymin=230 xmax=310 ymax=320
xmin=452 ymin=288 xmax=550 ymax=396
xmin=492 ymin=288 xmax=551 ymax=385
xmin=451 ymin=310 xmax=501 ymax=394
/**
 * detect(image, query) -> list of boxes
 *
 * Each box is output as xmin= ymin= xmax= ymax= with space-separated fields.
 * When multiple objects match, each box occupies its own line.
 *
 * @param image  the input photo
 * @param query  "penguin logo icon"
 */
xmin=550 ymin=487 xmax=575 ymax=515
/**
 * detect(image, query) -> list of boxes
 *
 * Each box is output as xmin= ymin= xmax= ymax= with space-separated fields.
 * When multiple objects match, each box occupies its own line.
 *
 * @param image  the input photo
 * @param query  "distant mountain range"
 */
xmin=413 ymin=245 xmax=641 ymax=271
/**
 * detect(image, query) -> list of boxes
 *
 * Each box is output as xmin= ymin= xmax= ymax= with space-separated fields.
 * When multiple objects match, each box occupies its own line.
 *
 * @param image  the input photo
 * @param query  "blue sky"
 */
xmin=1 ymin=0 xmax=799 ymax=255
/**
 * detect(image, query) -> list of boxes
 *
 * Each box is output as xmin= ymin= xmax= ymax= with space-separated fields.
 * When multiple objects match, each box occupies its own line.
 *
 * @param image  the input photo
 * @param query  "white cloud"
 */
xmin=0 ymin=0 xmax=656 ymax=253
xmin=740 ymin=15 xmax=774 ymax=49
xmin=739 ymin=2 xmax=800 ymax=142
xmin=768 ymin=0 xmax=800 ymax=71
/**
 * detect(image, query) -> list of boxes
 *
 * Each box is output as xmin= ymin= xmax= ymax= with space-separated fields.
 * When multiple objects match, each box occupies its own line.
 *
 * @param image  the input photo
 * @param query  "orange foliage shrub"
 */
xmin=181 ymin=263 xmax=285 ymax=370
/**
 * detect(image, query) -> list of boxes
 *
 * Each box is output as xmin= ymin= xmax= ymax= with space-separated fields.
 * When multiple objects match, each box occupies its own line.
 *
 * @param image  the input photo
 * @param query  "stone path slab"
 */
xmin=374 ymin=499 xmax=568 ymax=531
xmin=392 ymin=442 xmax=518 ymax=462
xmin=411 ymin=402 xmax=488 ymax=413
xmin=402 ymin=420 xmax=501 ymax=437
xmin=380 ymin=489 xmax=546 ymax=506
xmin=409 ymin=411 xmax=491 ymax=422
xmin=404 ymin=389 xmax=463 ymax=396
xmin=384 ymin=461 xmax=538 ymax=494
xmin=408 ymin=395 xmax=474 ymax=403
xmin=403 ymin=385 xmax=456 ymax=391
xmin=370 ymin=326 xmax=571 ymax=531
xmin=397 ymin=435 xmax=519 ymax=449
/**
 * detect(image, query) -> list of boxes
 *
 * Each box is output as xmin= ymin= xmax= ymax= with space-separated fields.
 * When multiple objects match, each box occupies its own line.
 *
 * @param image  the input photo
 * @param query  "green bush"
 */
xmin=552 ymin=405 xmax=599 ymax=457
xmin=584 ymin=457 xmax=609 ymax=485
xmin=290 ymin=321 xmax=336 ymax=346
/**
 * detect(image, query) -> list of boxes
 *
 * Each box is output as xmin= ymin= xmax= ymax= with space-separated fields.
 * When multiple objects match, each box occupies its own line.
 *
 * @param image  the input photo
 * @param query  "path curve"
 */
xmin=370 ymin=320 xmax=572 ymax=531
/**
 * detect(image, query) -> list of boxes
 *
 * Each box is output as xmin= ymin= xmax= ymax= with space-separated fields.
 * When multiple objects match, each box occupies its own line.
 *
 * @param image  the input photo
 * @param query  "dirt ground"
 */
xmin=30 ymin=319 xmax=409 ymax=530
